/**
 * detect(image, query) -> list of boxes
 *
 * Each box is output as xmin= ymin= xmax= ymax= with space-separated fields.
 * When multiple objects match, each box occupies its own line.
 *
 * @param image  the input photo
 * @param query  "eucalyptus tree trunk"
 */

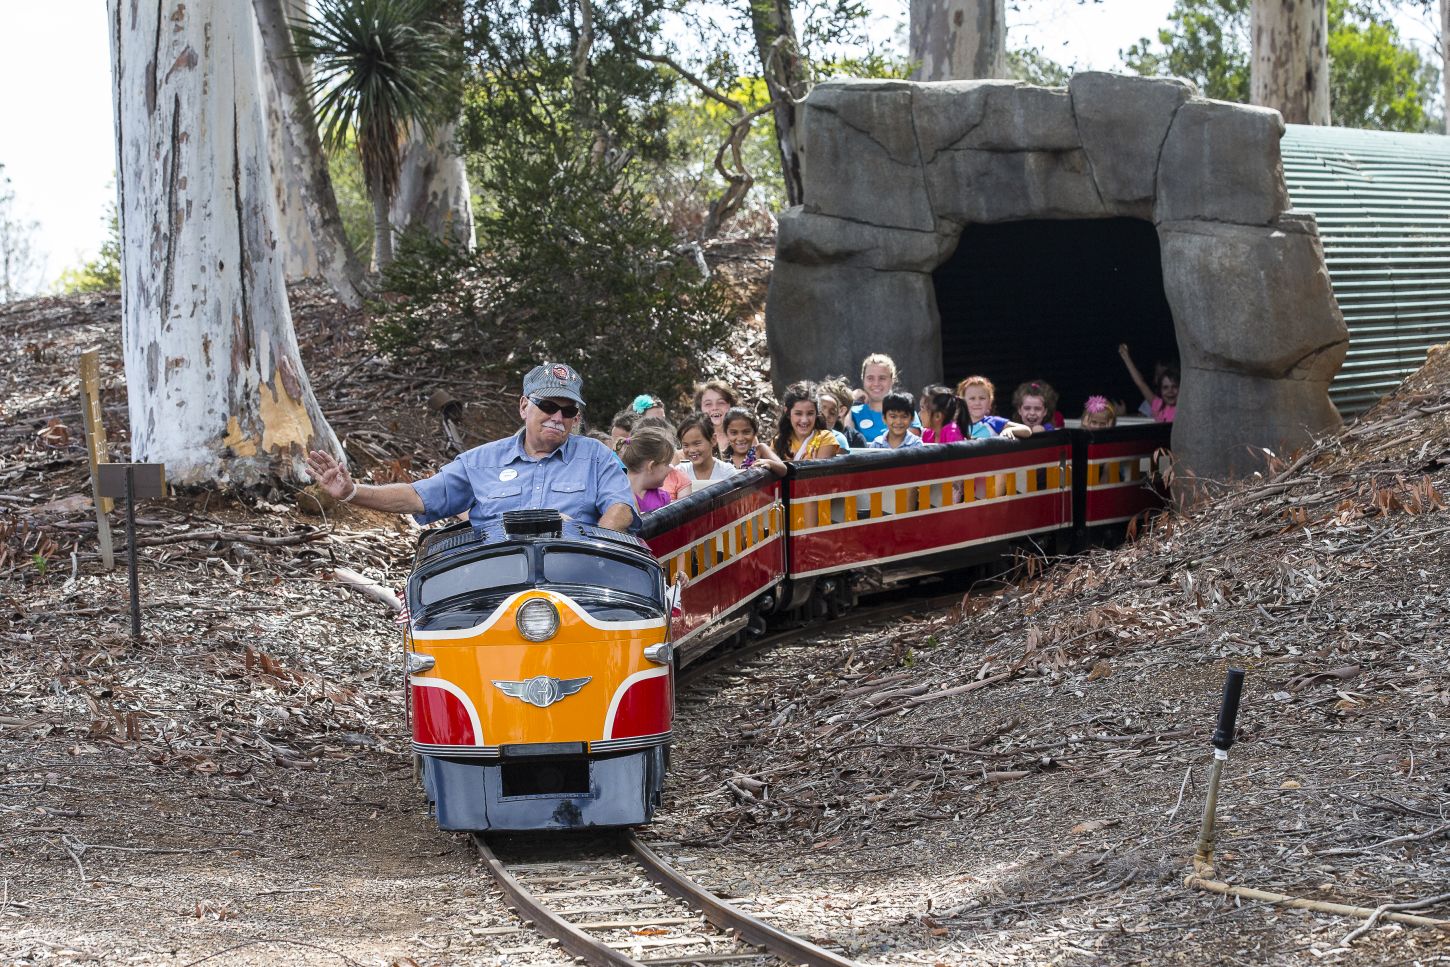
xmin=253 ymin=0 xmax=369 ymax=305
xmin=1442 ymin=0 xmax=1448 ymax=135
xmin=390 ymin=121 xmax=475 ymax=249
xmin=746 ymin=0 xmax=808 ymax=206
xmin=109 ymin=0 xmax=342 ymax=486
xmin=1250 ymin=0 xmax=1330 ymax=125
xmin=909 ymin=0 xmax=1007 ymax=81
xmin=260 ymin=7 xmax=320 ymax=282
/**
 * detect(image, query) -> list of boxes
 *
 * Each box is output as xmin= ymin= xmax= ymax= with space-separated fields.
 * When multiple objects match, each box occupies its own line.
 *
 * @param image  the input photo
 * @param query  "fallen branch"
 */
xmin=327 ymin=566 xmax=402 ymax=613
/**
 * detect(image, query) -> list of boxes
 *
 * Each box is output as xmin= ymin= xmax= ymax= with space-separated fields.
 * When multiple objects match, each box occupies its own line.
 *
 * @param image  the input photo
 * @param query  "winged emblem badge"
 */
xmin=492 ymin=675 xmax=591 ymax=708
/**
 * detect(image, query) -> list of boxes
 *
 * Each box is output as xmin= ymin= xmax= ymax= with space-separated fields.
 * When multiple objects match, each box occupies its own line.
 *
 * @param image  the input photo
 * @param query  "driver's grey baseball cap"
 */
xmin=522 ymin=361 xmax=585 ymax=406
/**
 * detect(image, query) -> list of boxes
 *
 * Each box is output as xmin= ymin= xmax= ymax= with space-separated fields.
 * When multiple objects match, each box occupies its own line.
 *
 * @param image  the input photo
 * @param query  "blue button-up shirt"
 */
xmin=412 ymin=430 xmax=638 ymax=530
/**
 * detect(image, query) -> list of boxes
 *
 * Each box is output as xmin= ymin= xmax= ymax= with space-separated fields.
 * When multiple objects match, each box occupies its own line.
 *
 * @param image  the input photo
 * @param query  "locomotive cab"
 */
xmin=406 ymin=510 xmax=672 ymax=831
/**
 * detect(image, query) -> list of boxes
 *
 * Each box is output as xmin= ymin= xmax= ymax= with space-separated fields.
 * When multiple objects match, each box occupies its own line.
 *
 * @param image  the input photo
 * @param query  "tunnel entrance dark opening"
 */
xmin=935 ymin=218 xmax=1178 ymax=423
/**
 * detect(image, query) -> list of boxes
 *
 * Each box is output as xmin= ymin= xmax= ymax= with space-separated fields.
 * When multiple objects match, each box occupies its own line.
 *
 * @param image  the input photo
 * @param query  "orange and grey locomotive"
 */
xmin=405 ymin=509 xmax=673 ymax=831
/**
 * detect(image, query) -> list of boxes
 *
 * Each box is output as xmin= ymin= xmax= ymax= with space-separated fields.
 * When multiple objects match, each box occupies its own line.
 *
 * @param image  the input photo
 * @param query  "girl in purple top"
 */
xmin=619 ymin=428 xmax=677 ymax=513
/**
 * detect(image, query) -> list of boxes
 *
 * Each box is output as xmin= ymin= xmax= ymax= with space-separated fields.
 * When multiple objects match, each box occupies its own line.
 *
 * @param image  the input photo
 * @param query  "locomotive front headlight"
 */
xmin=516 ymin=599 xmax=560 ymax=641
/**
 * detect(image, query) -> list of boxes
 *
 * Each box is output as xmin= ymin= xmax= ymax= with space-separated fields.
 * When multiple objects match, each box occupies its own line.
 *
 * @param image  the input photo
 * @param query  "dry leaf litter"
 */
xmin=3 ymin=272 xmax=1448 ymax=965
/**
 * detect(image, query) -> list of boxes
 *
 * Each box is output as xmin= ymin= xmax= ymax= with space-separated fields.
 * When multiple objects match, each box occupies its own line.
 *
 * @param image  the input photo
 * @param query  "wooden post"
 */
xmin=79 ymin=350 xmax=115 ymax=570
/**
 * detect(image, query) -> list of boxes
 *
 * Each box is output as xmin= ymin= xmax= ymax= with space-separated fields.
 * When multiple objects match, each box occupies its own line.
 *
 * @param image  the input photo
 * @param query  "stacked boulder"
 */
xmin=767 ymin=73 xmax=1347 ymax=480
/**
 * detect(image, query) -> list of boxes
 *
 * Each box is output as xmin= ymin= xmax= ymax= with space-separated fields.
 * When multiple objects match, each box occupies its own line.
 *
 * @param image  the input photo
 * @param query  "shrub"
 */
xmin=371 ymin=138 xmax=734 ymax=419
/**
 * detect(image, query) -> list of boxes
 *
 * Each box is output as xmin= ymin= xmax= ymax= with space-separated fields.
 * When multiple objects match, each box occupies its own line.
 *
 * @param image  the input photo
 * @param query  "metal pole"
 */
xmin=1193 ymin=668 xmax=1245 ymax=869
xmin=126 ymin=464 xmax=140 ymax=640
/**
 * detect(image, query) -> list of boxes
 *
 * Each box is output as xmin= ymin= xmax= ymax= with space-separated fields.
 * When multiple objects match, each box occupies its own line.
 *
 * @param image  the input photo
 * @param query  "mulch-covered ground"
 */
xmin=3 ymin=273 xmax=1449 ymax=966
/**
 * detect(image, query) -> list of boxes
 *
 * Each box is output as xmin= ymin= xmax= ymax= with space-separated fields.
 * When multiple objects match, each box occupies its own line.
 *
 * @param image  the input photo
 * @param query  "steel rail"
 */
xmin=627 ymin=833 xmax=860 ymax=967
xmin=473 ymin=834 xmax=646 ymax=967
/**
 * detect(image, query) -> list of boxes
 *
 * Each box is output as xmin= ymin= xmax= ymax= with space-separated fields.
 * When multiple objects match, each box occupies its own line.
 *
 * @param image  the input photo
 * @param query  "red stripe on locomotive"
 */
xmin=412 ymin=685 xmax=477 ymax=746
xmin=609 ymin=673 xmax=674 ymax=739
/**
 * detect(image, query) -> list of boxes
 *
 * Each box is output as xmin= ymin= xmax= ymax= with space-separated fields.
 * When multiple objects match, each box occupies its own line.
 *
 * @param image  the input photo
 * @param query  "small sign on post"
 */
xmin=79 ymin=350 xmax=115 ymax=570
xmin=98 ymin=463 xmax=166 ymax=640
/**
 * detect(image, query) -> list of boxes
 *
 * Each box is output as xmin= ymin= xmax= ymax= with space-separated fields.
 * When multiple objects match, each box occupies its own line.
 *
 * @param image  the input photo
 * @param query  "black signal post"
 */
xmin=97 ymin=463 xmax=166 ymax=640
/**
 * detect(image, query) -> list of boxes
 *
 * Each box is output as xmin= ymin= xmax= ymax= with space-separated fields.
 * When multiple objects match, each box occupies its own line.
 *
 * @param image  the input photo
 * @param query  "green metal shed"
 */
xmin=1281 ymin=124 xmax=1450 ymax=415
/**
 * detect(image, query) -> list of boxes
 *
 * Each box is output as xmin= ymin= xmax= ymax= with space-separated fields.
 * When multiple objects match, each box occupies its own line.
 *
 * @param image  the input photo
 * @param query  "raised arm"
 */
xmin=306 ymin=449 xmax=424 ymax=514
xmin=1118 ymin=343 xmax=1156 ymax=403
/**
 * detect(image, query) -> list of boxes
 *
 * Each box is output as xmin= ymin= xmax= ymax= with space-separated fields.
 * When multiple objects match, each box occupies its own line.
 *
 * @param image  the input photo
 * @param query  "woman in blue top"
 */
xmin=849 ymin=353 xmax=920 ymax=443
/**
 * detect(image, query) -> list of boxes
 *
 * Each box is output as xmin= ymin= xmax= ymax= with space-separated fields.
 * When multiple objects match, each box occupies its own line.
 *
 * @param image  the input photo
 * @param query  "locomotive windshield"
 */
xmin=543 ymin=550 xmax=660 ymax=603
xmin=418 ymin=550 xmax=530 ymax=606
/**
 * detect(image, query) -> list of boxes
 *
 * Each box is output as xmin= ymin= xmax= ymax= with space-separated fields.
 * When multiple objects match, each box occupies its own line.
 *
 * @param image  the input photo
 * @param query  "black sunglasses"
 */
xmin=530 ymin=396 xmax=580 ymax=419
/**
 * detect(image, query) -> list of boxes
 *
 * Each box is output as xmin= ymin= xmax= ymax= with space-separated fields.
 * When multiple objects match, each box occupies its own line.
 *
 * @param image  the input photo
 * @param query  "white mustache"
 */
xmin=543 ymin=420 xmax=567 ymax=432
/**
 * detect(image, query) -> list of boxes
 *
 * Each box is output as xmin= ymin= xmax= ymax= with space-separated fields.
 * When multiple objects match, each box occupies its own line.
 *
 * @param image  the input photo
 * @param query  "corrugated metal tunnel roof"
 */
xmin=1281 ymin=125 xmax=1450 ymax=415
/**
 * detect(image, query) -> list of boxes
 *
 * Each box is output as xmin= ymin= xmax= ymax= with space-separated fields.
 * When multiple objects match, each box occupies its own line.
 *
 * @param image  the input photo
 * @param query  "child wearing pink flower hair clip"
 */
xmin=1080 ymin=396 xmax=1118 ymax=430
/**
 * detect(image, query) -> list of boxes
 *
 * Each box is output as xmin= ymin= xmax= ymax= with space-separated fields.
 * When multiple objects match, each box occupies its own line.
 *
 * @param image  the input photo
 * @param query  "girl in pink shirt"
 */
xmin=1118 ymin=344 xmax=1179 ymax=422
xmin=918 ymin=385 xmax=965 ymax=443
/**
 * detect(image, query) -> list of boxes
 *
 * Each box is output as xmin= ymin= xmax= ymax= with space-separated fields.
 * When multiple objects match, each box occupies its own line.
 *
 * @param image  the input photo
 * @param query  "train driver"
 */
xmin=305 ymin=361 xmax=639 ymax=532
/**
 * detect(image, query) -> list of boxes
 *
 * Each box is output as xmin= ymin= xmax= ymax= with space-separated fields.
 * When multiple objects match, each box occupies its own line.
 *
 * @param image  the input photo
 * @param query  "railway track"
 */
xmin=473 ymin=589 xmax=962 ymax=965
xmin=476 ymin=832 xmax=859 ymax=966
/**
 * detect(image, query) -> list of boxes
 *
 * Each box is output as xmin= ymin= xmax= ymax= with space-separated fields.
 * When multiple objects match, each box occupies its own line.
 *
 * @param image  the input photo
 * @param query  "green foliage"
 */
xmin=326 ymin=141 xmax=375 ymax=259
xmin=54 ymin=203 xmax=121 ymax=294
xmin=293 ymin=0 xmax=459 ymax=199
xmin=459 ymin=0 xmax=677 ymax=170
xmin=1122 ymin=0 xmax=1438 ymax=132
xmin=1122 ymin=0 xmax=1250 ymax=102
xmin=371 ymin=136 xmax=735 ymax=418
xmin=1328 ymin=2 xmax=1439 ymax=131
xmin=1008 ymin=47 xmax=1072 ymax=87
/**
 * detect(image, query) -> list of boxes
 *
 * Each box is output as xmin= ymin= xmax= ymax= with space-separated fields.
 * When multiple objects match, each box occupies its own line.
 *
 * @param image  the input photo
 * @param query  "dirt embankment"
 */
xmin=3 ymin=282 xmax=1449 ymax=966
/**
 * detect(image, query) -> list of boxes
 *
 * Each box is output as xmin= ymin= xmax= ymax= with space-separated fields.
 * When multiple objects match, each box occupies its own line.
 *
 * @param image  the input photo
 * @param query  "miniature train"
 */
xmin=403 ymin=424 xmax=1171 ymax=831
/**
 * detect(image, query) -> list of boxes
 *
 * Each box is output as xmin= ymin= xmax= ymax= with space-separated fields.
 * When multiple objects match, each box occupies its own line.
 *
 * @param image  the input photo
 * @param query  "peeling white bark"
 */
xmin=1250 ymin=0 xmax=1330 ymax=125
xmin=259 ymin=3 xmax=320 ymax=281
xmin=909 ymin=0 xmax=1006 ymax=81
xmin=253 ymin=0 xmax=369 ymax=306
xmin=109 ymin=0 xmax=341 ymax=487
xmin=390 ymin=121 xmax=475 ymax=249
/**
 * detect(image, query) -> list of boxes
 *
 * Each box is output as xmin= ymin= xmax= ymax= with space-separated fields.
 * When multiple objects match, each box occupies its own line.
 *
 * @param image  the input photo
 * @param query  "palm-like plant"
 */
xmin=292 ymin=0 xmax=458 ymax=268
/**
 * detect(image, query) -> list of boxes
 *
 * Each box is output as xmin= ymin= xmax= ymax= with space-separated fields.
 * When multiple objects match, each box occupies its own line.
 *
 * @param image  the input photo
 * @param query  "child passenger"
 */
xmin=959 ymin=376 xmax=1032 ymax=440
xmin=849 ymin=353 xmax=900 ymax=444
xmin=1117 ymin=344 xmax=1178 ymax=422
xmin=675 ymin=413 xmax=737 ymax=498
xmin=693 ymin=380 xmax=738 ymax=455
xmin=869 ymin=393 xmax=924 ymax=449
xmin=918 ymin=385 xmax=965 ymax=443
xmin=721 ymin=408 xmax=787 ymax=476
xmin=1012 ymin=380 xmax=1060 ymax=434
xmin=632 ymin=415 xmax=691 ymax=500
xmin=818 ymin=377 xmax=867 ymax=450
xmin=631 ymin=394 xmax=667 ymax=420
xmin=1080 ymin=395 xmax=1118 ymax=430
xmin=619 ymin=428 xmax=678 ymax=513
xmin=775 ymin=381 xmax=841 ymax=461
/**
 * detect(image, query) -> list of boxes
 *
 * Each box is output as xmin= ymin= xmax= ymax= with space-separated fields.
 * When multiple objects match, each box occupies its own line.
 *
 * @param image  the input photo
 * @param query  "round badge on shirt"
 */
xmin=499 ymin=469 xmax=518 ymax=481
xmin=859 ymin=418 xmax=874 ymax=429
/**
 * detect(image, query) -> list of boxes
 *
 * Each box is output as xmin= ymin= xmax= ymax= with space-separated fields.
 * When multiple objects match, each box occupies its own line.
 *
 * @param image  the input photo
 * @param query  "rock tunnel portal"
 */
xmin=936 ymin=218 xmax=1177 ymax=418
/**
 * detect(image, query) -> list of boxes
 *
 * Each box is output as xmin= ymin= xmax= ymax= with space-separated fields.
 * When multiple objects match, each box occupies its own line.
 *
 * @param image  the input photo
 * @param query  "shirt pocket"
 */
xmin=483 ymin=485 xmax=523 ymax=501
xmin=549 ymin=481 xmax=585 ymax=496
